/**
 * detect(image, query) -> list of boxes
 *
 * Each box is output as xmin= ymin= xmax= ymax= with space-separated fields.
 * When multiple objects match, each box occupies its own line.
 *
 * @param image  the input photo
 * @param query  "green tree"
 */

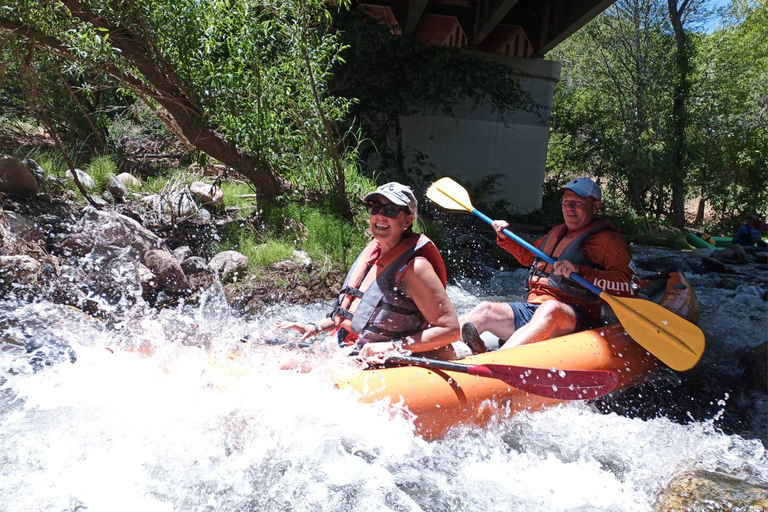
xmin=547 ymin=0 xmax=767 ymax=226
xmin=690 ymin=0 xmax=768 ymax=221
xmin=547 ymin=0 xmax=675 ymax=215
xmin=1 ymin=0 xmax=355 ymax=204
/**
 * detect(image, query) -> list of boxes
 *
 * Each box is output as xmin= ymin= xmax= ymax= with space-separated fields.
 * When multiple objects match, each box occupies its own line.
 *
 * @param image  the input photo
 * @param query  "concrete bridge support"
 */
xmin=399 ymin=54 xmax=561 ymax=213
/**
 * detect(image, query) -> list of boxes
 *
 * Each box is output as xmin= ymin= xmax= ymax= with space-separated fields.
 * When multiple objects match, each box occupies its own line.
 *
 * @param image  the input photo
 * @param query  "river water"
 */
xmin=1 ymin=247 xmax=766 ymax=511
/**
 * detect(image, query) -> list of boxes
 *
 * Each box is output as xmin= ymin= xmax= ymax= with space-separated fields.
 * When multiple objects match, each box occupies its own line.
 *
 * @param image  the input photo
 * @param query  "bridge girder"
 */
xmin=361 ymin=0 xmax=616 ymax=57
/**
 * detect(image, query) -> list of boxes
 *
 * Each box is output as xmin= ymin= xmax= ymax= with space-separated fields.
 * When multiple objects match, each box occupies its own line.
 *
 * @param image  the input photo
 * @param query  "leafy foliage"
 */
xmin=1 ymin=0 xmax=362 ymax=202
xmin=546 ymin=0 xmax=767 ymax=225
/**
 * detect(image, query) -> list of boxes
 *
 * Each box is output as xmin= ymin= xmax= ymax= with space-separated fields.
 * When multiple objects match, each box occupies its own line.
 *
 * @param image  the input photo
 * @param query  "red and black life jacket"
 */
xmin=330 ymin=232 xmax=446 ymax=346
xmin=528 ymin=219 xmax=613 ymax=303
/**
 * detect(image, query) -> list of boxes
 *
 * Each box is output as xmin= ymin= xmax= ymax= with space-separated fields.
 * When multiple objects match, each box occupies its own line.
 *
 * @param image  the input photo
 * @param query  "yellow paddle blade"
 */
xmin=426 ymin=177 xmax=475 ymax=212
xmin=601 ymin=293 xmax=705 ymax=371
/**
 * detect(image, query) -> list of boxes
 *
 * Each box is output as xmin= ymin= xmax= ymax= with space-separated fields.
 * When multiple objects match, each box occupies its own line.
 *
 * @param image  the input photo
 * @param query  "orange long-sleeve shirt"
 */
xmin=497 ymin=221 xmax=636 ymax=318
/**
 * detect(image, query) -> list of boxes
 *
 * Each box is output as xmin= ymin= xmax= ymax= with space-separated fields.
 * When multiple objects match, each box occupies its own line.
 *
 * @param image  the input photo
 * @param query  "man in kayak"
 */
xmin=460 ymin=178 xmax=638 ymax=353
xmin=276 ymin=182 xmax=461 ymax=361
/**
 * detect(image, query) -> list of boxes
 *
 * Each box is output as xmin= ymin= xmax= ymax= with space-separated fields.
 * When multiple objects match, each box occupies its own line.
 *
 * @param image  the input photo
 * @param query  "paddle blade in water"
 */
xmin=601 ymin=293 xmax=705 ymax=371
xmin=426 ymin=177 xmax=475 ymax=212
xmin=469 ymin=364 xmax=619 ymax=400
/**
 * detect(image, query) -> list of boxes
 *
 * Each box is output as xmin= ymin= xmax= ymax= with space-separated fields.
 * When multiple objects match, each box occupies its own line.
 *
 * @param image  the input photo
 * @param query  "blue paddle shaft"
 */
xmin=471 ymin=209 xmax=602 ymax=296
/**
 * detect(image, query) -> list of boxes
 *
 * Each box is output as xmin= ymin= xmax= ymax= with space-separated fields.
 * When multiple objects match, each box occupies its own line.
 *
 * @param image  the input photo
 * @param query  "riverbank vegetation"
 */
xmin=1 ymin=0 xmax=766 ymax=284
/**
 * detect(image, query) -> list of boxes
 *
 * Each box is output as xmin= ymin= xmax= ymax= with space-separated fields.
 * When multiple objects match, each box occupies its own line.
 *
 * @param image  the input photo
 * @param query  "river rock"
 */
xmin=291 ymin=250 xmax=312 ymax=267
xmin=173 ymin=246 xmax=193 ymax=262
xmin=208 ymin=250 xmax=248 ymax=282
xmin=654 ymin=470 xmax=768 ymax=511
xmin=690 ymin=248 xmax=716 ymax=258
xmin=713 ymin=244 xmax=749 ymax=265
xmin=142 ymin=249 xmax=189 ymax=294
xmin=137 ymin=262 xmax=157 ymax=295
xmin=739 ymin=341 xmax=767 ymax=393
xmin=701 ymin=256 xmax=731 ymax=274
xmin=60 ymin=232 xmax=96 ymax=258
xmin=756 ymin=252 xmax=767 ymax=265
xmin=0 ymin=255 xmax=41 ymax=285
xmin=142 ymin=190 xmax=196 ymax=217
xmin=189 ymin=181 xmax=223 ymax=208
xmin=181 ymin=256 xmax=209 ymax=275
xmin=106 ymin=175 xmax=127 ymax=201
xmin=21 ymin=158 xmax=46 ymax=183
xmin=115 ymin=172 xmax=141 ymax=189
xmin=79 ymin=207 xmax=167 ymax=258
xmin=25 ymin=336 xmax=77 ymax=371
xmin=0 ymin=155 xmax=38 ymax=196
xmin=3 ymin=211 xmax=44 ymax=243
xmin=90 ymin=194 xmax=110 ymax=207
xmin=65 ymin=168 xmax=96 ymax=191
xmin=270 ymin=260 xmax=297 ymax=271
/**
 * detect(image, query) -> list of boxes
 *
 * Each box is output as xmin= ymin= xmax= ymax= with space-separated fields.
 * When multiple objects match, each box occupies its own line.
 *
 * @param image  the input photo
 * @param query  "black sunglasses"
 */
xmin=366 ymin=201 xmax=408 ymax=219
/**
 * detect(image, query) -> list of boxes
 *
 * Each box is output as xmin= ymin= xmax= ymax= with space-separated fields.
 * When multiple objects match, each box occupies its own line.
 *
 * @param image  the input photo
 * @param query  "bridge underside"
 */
xmin=355 ymin=1 xmax=615 ymax=212
xmin=360 ymin=0 xmax=615 ymax=58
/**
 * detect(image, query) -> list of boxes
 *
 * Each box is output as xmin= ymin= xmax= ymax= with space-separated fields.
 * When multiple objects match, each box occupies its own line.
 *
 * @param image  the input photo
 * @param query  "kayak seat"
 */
xmin=597 ymin=267 xmax=676 ymax=325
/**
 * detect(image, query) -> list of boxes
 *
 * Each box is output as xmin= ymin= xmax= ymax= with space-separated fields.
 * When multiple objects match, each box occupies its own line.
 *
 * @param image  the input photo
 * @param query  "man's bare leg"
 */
xmin=458 ymin=301 xmax=518 ymax=341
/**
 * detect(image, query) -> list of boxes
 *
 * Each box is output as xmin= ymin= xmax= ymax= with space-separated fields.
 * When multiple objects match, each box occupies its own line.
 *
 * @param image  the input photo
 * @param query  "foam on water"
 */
xmin=1 ymin=250 xmax=767 ymax=512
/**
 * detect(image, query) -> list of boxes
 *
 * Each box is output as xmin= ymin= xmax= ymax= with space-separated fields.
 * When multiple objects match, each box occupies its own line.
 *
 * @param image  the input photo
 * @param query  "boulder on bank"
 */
xmin=142 ymin=249 xmax=190 ymax=294
xmin=712 ymin=244 xmax=750 ymax=265
xmin=65 ymin=168 xmax=96 ymax=191
xmin=189 ymin=181 xmax=223 ymax=208
xmin=78 ymin=207 xmax=167 ymax=258
xmin=0 ymin=155 xmax=38 ymax=196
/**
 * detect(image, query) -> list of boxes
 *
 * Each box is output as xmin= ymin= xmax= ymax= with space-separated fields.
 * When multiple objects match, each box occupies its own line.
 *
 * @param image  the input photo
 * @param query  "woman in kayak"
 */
xmin=276 ymin=182 xmax=460 ymax=361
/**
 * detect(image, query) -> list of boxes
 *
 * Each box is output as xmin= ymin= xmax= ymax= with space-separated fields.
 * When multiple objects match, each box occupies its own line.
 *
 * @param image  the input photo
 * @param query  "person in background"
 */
xmin=732 ymin=215 xmax=766 ymax=249
xmin=460 ymin=178 xmax=637 ymax=353
xmin=276 ymin=182 xmax=460 ymax=361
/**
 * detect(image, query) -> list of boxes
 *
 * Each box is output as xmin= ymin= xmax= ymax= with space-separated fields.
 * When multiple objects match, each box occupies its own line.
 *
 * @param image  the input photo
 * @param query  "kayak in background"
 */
xmin=686 ymin=232 xmax=730 ymax=249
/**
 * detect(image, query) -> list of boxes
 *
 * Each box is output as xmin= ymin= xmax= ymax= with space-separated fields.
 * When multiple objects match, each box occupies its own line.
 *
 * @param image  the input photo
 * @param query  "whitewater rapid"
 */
xmin=1 ymin=250 xmax=766 ymax=511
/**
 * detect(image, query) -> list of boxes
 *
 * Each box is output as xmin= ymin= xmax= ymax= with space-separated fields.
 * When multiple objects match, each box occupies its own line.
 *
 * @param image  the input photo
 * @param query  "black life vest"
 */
xmin=330 ymin=233 xmax=446 ymax=346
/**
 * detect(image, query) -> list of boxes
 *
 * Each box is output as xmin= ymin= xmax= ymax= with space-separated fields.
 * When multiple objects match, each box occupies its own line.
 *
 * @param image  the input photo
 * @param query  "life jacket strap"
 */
xmin=339 ymin=286 xmax=364 ymax=299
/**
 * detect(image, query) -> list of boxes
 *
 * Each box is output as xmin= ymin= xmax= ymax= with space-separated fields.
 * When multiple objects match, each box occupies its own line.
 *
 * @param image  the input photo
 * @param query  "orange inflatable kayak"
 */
xmin=335 ymin=271 xmax=700 ymax=440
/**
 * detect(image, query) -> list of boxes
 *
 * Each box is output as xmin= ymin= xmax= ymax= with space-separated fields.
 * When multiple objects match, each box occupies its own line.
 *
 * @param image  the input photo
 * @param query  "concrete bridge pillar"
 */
xmin=399 ymin=54 xmax=561 ymax=213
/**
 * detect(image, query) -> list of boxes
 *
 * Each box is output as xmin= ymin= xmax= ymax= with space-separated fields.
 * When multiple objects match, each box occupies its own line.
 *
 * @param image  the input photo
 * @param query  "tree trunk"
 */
xmin=695 ymin=194 xmax=706 ymax=226
xmin=667 ymin=0 xmax=691 ymax=229
xmin=58 ymin=0 xmax=288 ymax=201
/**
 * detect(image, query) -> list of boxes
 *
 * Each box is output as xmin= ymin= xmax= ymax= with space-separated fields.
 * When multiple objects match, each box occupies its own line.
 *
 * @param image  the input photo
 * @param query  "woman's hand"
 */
xmin=275 ymin=320 xmax=317 ymax=341
xmin=357 ymin=341 xmax=396 ymax=362
xmin=357 ymin=340 xmax=414 ymax=363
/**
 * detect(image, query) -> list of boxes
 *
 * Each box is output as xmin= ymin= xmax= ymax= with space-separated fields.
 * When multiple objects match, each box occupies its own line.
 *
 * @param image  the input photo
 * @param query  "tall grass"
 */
xmin=19 ymin=149 xmax=71 ymax=178
xmin=84 ymin=155 xmax=117 ymax=191
xmin=214 ymin=199 xmax=370 ymax=271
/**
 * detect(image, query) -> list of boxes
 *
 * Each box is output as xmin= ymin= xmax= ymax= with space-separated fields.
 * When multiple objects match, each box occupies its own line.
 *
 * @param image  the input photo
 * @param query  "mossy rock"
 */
xmin=655 ymin=470 xmax=768 ymax=512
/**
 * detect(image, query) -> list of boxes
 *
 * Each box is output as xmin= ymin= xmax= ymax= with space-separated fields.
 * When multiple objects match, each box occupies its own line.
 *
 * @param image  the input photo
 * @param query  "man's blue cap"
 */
xmin=557 ymin=178 xmax=602 ymax=201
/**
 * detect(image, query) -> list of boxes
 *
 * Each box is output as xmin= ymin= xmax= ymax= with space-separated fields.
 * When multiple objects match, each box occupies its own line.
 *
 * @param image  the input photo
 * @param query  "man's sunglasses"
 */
xmin=366 ymin=201 xmax=408 ymax=219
